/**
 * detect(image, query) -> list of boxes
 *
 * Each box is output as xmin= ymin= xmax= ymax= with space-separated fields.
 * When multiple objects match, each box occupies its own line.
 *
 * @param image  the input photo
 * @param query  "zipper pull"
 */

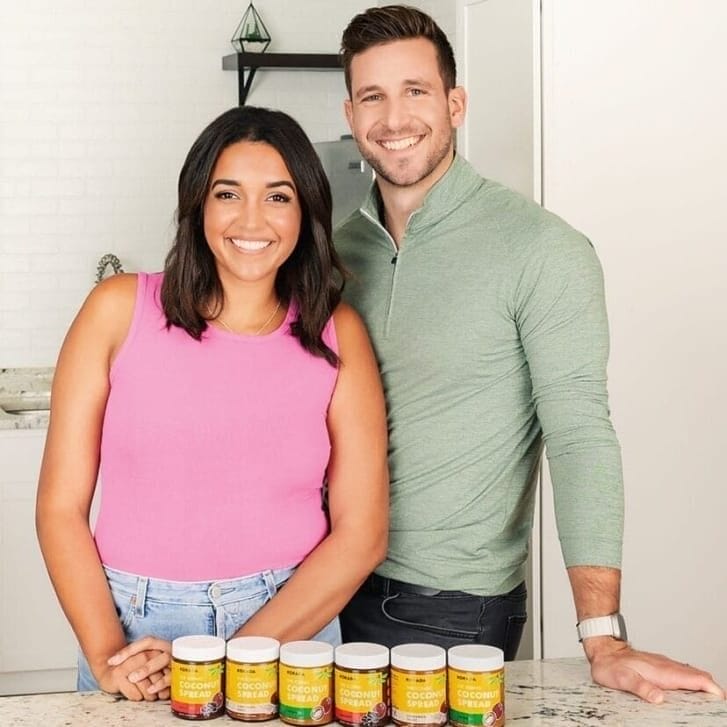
xmin=391 ymin=254 xmax=398 ymax=265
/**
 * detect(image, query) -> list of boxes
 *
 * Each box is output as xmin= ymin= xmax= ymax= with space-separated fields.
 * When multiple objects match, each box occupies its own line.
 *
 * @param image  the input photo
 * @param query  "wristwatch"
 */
xmin=576 ymin=613 xmax=628 ymax=642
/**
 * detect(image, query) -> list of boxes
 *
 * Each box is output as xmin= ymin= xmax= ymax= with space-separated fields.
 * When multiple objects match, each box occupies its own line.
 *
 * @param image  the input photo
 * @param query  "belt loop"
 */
xmin=135 ymin=576 xmax=148 ymax=617
xmin=262 ymin=570 xmax=278 ymax=600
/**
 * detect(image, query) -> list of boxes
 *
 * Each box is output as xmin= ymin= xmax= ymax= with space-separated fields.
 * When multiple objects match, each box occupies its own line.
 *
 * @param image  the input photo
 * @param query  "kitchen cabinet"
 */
xmin=0 ymin=429 xmax=77 ymax=695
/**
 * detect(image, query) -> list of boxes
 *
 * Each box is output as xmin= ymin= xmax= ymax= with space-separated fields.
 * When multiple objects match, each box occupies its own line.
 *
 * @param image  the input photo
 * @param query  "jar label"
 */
xmin=334 ymin=667 xmax=389 ymax=725
xmin=279 ymin=664 xmax=333 ymax=723
xmin=226 ymin=660 xmax=279 ymax=717
xmin=447 ymin=667 xmax=504 ymax=727
xmin=391 ymin=668 xmax=446 ymax=725
xmin=171 ymin=659 xmax=225 ymax=718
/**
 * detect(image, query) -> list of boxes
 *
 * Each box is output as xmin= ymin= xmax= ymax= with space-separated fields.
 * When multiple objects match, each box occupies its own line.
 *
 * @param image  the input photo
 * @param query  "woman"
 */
xmin=36 ymin=106 xmax=389 ymax=701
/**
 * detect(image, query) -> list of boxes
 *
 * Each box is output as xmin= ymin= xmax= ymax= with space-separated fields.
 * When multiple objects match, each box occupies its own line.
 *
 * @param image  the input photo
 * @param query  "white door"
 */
xmin=456 ymin=0 xmax=542 ymax=660
xmin=539 ymin=0 xmax=727 ymax=681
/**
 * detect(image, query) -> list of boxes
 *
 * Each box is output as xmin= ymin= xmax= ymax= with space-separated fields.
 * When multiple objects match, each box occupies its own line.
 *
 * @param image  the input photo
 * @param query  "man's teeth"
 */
xmin=379 ymin=136 xmax=421 ymax=151
xmin=230 ymin=239 xmax=272 ymax=251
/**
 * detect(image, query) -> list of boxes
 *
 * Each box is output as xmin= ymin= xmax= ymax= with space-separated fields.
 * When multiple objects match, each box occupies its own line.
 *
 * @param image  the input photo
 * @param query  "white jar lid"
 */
xmin=335 ymin=642 xmax=389 ymax=670
xmin=391 ymin=643 xmax=445 ymax=671
xmin=172 ymin=635 xmax=226 ymax=662
xmin=447 ymin=644 xmax=504 ymax=671
xmin=227 ymin=636 xmax=280 ymax=663
xmin=280 ymin=640 xmax=334 ymax=668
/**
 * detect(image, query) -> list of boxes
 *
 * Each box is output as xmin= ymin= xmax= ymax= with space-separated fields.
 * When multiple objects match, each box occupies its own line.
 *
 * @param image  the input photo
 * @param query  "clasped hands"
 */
xmin=98 ymin=636 xmax=173 ymax=701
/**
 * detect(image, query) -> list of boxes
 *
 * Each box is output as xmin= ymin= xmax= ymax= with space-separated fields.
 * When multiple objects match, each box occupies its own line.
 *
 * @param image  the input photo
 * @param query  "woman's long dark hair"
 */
xmin=161 ymin=106 xmax=344 ymax=365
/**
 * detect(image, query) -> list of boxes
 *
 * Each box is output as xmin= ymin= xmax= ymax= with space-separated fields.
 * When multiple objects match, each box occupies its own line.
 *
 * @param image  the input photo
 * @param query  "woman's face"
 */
xmin=203 ymin=140 xmax=302 ymax=291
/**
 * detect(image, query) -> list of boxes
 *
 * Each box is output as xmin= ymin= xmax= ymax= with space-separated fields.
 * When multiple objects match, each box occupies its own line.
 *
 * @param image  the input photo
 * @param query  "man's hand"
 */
xmin=585 ymin=637 xmax=725 ymax=703
xmin=107 ymin=636 xmax=173 ymax=698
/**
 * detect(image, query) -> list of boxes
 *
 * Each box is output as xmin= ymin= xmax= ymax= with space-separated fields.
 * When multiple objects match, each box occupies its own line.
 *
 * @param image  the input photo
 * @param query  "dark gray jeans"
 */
xmin=340 ymin=574 xmax=527 ymax=660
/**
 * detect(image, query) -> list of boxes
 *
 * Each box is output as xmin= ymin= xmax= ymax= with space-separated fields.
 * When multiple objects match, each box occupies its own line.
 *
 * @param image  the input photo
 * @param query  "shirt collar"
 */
xmin=359 ymin=153 xmax=484 ymax=235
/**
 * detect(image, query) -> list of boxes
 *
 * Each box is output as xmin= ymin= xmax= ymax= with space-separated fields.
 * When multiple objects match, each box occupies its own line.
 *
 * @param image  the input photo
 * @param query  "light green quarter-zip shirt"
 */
xmin=334 ymin=155 xmax=624 ymax=596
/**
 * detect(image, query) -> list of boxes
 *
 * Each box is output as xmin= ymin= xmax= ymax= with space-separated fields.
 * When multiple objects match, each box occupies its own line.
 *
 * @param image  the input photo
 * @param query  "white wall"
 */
xmin=0 ymin=1 xmax=457 ymax=367
xmin=539 ymin=0 xmax=727 ymax=682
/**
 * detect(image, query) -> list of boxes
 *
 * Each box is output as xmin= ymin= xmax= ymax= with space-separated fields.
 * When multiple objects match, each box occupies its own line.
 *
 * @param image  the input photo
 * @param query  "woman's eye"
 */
xmin=215 ymin=191 xmax=237 ymax=200
xmin=268 ymin=193 xmax=291 ymax=203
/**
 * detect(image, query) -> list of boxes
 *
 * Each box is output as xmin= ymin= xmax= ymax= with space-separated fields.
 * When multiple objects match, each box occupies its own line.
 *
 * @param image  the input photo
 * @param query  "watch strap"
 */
xmin=576 ymin=613 xmax=628 ymax=642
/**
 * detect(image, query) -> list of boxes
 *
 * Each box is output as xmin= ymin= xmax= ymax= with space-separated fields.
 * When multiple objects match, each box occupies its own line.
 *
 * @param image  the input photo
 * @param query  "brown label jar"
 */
xmin=171 ymin=635 xmax=226 ymax=720
xmin=334 ymin=642 xmax=389 ymax=727
xmin=226 ymin=636 xmax=280 ymax=721
xmin=390 ymin=644 xmax=447 ymax=727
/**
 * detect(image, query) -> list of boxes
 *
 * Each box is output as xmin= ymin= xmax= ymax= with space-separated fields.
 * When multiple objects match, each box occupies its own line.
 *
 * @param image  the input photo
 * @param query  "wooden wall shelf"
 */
xmin=222 ymin=52 xmax=342 ymax=105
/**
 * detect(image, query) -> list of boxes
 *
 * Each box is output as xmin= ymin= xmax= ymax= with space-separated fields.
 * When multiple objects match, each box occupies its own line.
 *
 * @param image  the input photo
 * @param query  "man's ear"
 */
xmin=344 ymin=98 xmax=354 ymax=133
xmin=448 ymin=86 xmax=467 ymax=129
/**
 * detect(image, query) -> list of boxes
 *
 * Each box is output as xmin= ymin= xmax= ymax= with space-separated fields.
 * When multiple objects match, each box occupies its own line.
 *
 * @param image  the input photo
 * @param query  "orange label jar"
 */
xmin=390 ymin=644 xmax=447 ymax=727
xmin=226 ymin=636 xmax=280 ymax=721
xmin=171 ymin=635 xmax=226 ymax=720
xmin=447 ymin=645 xmax=505 ymax=727
xmin=279 ymin=641 xmax=334 ymax=725
xmin=334 ymin=642 xmax=389 ymax=727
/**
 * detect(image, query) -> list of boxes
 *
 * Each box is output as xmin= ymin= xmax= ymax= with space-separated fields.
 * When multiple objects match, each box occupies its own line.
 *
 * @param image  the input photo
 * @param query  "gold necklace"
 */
xmin=213 ymin=299 xmax=282 ymax=336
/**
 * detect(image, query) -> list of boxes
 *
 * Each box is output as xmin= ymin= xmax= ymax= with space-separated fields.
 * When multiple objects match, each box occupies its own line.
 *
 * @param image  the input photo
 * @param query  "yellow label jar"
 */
xmin=390 ymin=644 xmax=447 ymax=727
xmin=226 ymin=636 xmax=280 ymax=721
xmin=279 ymin=640 xmax=334 ymax=725
xmin=334 ymin=642 xmax=389 ymax=727
xmin=171 ymin=635 xmax=226 ymax=720
xmin=447 ymin=645 xmax=505 ymax=727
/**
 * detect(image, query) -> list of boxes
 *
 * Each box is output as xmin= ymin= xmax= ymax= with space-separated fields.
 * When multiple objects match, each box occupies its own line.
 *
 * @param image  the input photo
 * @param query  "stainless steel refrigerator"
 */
xmin=313 ymin=137 xmax=374 ymax=227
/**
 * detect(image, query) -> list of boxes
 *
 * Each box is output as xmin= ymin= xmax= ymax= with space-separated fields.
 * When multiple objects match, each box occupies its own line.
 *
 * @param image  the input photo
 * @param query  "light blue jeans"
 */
xmin=77 ymin=564 xmax=341 ymax=691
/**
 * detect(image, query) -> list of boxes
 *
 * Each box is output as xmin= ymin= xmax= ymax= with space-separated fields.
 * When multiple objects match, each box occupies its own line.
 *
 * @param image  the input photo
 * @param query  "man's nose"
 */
xmin=382 ymin=99 xmax=411 ymax=132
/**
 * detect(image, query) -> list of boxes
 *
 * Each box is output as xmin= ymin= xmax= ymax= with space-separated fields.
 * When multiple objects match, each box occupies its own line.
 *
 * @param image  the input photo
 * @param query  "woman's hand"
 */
xmin=106 ymin=637 xmax=173 ymax=699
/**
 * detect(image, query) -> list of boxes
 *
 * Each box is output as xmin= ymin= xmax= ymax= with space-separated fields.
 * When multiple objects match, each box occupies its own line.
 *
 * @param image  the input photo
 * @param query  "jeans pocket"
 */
xmin=503 ymin=613 xmax=527 ymax=661
xmin=380 ymin=593 xmax=480 ymax=639
xmin=110 ymin=589 xmax=136 ymax=630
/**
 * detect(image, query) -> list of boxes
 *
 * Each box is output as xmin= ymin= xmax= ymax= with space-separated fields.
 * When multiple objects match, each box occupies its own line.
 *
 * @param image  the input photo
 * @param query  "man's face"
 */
xmin=344 ymin=37 xmax=466 ymax=190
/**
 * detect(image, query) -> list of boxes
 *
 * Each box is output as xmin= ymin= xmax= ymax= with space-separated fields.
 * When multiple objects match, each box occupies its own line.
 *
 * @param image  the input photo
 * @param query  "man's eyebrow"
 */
xmin=355 ymin=78 xmax=435 ymax=99
xmin=355 ymin=84 xmax=384 ymax=100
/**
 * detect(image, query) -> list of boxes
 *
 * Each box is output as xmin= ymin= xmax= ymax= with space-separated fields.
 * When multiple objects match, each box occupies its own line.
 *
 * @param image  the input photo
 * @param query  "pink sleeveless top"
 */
xmin=94 ymin=272 xmax=339 ymax=581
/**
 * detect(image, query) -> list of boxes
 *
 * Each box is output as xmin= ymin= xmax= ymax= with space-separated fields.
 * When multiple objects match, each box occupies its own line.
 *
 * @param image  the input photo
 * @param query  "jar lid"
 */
xmin=227 ymin=636 xmax=280 ymax=663
xmin=447 ymin=644 xmax=504 ymax=671
xmin=335 ymin=642 xmax=389 ymax=669
xmin=172 ymin=635 xmax=226 ymax=662
xmin=280 ymin=640 xmax=334 ymax=668
xmin=390 ymin=643 xmax=445 ymax=671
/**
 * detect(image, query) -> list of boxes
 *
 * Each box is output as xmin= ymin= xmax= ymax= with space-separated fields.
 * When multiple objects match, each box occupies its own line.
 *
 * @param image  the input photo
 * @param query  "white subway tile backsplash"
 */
xmin=1 ymin=0 xmax=455 ymax=367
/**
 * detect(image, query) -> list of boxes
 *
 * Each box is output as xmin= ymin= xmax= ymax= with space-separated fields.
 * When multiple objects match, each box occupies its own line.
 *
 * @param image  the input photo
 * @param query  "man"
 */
xmin=334 ymin=5 xmax=724 ymax=703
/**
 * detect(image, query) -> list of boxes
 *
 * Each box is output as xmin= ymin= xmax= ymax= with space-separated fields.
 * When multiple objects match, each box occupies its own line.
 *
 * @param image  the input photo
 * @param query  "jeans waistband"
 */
xmin=103 ymin=563 xmax=297 ymax=608
xmin=366 ymin=573 xmax=457 ymax=597
xmin=366 ymin=573 xmax=527 ymax=598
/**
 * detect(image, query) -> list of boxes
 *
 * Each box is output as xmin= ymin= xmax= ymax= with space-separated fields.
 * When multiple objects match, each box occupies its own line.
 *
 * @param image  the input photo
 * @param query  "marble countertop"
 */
xmin=1 ymin=658 xmax=725 ymax=726
xmin=0 ymin=367 xmax=52 ymax=430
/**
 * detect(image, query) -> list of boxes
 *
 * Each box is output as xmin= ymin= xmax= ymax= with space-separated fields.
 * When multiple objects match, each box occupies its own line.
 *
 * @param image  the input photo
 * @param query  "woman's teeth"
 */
xmin=230 ymin=239 xmax=272 ymax=251
xmin=379 ymin=135 xmax=421 ymax=151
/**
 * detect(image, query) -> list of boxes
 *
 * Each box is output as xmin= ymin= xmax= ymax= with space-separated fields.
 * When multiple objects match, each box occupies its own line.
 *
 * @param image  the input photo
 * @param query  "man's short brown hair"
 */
xmin=340 ymin=5 xmax=457 ymax=96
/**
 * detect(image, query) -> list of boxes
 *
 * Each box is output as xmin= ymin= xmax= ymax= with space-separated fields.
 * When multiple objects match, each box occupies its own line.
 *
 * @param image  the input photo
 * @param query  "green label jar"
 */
xmin=447 ymin=645 xmax=505 ymax=727
xmin=279 ymin=641 xmax=334 ymax=725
